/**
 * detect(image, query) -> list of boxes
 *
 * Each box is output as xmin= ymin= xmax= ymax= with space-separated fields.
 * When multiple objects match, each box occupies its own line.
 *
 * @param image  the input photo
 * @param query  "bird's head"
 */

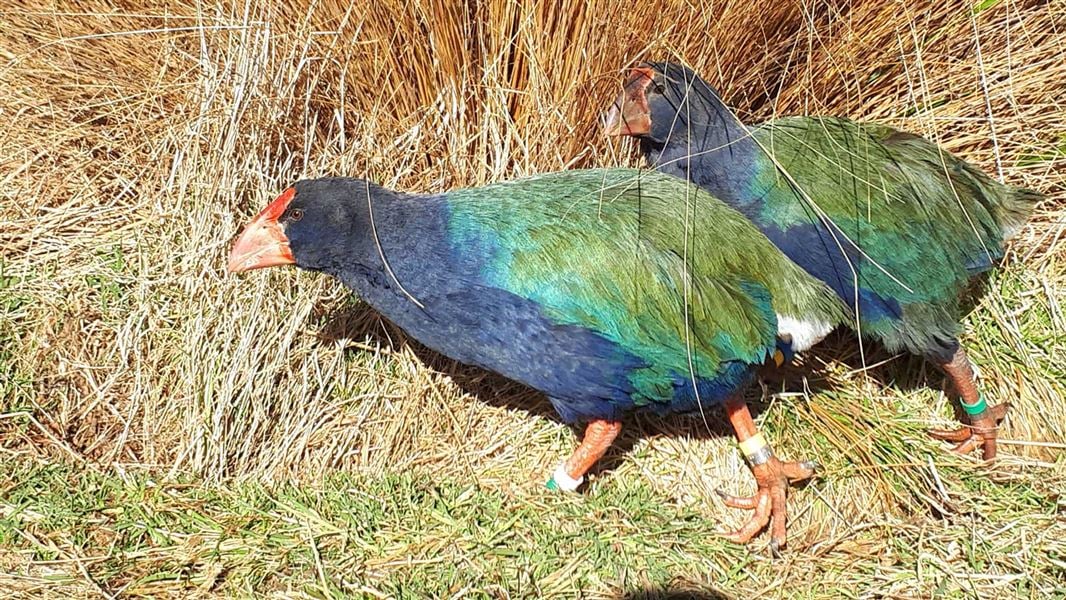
xmin=227 ymin=178 xmax=373 ymax=274
xmin=601 ymin=61 xmax=721 ymax=145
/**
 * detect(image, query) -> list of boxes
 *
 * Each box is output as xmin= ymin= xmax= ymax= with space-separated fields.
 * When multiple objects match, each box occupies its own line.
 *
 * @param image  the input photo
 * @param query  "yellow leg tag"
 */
xmin=739 ymin=433 xmax=768 ymax=456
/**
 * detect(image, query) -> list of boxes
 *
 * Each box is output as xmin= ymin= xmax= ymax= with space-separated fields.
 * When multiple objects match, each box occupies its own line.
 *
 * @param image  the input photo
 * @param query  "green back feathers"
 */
xmin=753 ymin=117 xmax=1037 ymax=283
xmin=858 ymin=122 xmax=1041 ymax=240
xmin=444 ymin=169 xmax=846 ymax=400
xmin=747 ymin=117 xmax=1039 ymax=351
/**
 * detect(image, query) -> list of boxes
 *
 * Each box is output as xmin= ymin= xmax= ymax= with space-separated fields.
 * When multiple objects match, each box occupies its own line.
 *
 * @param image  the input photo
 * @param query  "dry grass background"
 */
xmin=1 ymin=0 xmax=1065 ymax=597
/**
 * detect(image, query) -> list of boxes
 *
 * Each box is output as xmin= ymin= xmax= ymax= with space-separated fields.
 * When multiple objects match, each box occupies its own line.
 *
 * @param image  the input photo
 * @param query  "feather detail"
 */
xmin=629 ymin=62 xmax=1041 ymax=356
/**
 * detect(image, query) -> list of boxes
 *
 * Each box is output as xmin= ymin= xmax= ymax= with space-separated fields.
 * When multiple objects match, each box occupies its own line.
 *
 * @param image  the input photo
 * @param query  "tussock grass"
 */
xmin=1 ymin=0 xmax=1064 ymax=597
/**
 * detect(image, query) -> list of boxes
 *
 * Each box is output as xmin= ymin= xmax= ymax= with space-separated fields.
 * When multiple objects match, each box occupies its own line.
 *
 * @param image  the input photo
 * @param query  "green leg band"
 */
xmin=961 ymin=394 xmax=988 ymax=416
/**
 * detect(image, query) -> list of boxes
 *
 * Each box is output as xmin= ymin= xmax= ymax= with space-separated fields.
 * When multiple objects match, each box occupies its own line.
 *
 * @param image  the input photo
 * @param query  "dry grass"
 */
xmin=1 ymin=0 xmax=1064 ymax=597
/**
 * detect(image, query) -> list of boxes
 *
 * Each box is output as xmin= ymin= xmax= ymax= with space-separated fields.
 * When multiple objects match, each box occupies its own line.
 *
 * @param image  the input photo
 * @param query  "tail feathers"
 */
xmin=956 ymin=160 xmax=1042 ymax=241
xmin=995 ymin=187 xmax=1043 ymax=241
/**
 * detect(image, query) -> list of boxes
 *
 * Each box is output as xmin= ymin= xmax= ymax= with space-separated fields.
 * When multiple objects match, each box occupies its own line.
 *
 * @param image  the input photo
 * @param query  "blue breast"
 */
xmin=335 ymin=196 xmax=750 ymax=424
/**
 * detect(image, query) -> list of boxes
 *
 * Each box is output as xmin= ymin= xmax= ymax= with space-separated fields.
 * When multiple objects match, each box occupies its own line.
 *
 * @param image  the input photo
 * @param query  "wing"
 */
xmin=444 ymin=169 xmax=783 ymax=405
xmin=749 ymin=117 xmax=1015 ymax=349
xmin=756 ymin=117 xmax=1009 ymax=279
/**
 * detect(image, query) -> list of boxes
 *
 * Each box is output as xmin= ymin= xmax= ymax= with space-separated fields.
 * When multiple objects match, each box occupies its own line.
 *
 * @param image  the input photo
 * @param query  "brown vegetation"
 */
xmin=1 ymin=0 xmax=1063 ymax=596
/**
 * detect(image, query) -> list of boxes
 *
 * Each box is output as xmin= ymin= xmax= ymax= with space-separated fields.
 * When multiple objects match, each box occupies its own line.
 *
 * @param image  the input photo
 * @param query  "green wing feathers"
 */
xmin=870 ymin=124 xmax=1042 ymax=242
xmin=445 ymin=169 xmax=845 ymax=391
xmin=754 ymin=117 xmax=1038 ymax=287
xmin=746 ymin=117 xmax=1040 ymax=352
xmin=757 ymin=117 xmax=1040 ymax=271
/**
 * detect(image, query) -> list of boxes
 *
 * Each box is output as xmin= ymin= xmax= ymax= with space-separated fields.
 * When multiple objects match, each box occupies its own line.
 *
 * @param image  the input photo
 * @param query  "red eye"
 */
xmin=289 ymin=208 xmax=304 ymax=221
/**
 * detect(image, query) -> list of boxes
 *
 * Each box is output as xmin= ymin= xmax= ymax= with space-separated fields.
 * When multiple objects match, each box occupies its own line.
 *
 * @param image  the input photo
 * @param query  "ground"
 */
xmin=1 ymin=0 xmax=1064 ymax=598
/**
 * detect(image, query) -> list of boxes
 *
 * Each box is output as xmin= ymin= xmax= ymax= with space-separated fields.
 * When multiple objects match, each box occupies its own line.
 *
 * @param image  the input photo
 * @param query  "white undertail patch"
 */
xmin=776 ymin=315 xmax=834 ymax=353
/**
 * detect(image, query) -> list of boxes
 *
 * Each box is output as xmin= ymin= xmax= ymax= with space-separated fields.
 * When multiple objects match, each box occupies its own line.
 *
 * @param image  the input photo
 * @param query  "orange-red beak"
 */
xmin=227 ymin=188 xmax=297 ymax=273
xmin=602 ymin=65 xmax=655 ymax=136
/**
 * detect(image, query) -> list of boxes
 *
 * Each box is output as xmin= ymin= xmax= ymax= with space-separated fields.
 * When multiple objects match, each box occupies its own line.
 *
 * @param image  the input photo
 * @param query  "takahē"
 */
xmin=603 ymin=61 xmax=1042 ymax=462
xmin=229 ymin=169 xmax=848 ymax=549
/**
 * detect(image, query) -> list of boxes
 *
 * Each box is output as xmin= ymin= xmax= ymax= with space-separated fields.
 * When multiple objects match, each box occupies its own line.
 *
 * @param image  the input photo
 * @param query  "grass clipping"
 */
xmin=0 ymin=0 xmax=1064 ymax=597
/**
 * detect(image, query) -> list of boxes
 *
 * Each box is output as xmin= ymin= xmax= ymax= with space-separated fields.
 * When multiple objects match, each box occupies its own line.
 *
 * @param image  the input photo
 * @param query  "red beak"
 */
xmin=227 ymin=188 xmax=297 ymax=273
xmin=602 ymin=65 xmax=655 ymax=137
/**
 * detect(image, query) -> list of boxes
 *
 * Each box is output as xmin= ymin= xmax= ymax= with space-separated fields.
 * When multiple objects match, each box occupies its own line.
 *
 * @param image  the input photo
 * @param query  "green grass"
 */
xmin=0 ymin=264 xmax=34 ymax=415
xmin=0 ymin=458 xmax=741 ymax=597
xmin=1 ymin=1 xmax=1063 ymax=598
xmin=2 ymin=452 xmax=1063 ymax=598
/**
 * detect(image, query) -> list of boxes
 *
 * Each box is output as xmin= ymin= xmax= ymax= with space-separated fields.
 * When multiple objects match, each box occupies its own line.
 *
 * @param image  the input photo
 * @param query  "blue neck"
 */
xmin=328 ymin=192 xmax=459 ymax=330
xmin=643 ymin=99 xmax=762 ymax=212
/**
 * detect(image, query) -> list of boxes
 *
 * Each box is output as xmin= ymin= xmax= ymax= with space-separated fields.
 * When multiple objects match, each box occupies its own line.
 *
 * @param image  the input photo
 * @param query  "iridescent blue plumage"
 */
xmin=266 ymin=170 xmax=843 ymax=423
xmin=609 ymin=61 xmax=1041 ymax=358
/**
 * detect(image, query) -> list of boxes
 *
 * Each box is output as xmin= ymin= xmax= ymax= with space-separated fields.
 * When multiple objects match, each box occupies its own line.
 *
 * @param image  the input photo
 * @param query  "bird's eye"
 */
xmin=652 ymin=83 xmax=666 ymax=95
xmin=288 ymin=208 xmax=304 ymax=222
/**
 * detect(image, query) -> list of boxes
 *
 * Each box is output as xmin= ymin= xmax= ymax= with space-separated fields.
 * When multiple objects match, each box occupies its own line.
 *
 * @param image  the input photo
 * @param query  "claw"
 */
xmin=718 ymin=455 xmax=818 ymax=550
xmin=928 ymin=402 xmax=1009 ymax=461
xmin=769 ymin=538 xmax=782 ymax=558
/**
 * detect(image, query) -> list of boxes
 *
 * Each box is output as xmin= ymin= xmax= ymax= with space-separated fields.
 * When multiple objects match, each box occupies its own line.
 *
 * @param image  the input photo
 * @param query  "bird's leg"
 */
xmin=717 ymin=394 xmax=818 ymax=552
xmin=928 ymin=346 xmax=1009 ymax=460
xmin=546 ymin=419 xmax=622 ymax=492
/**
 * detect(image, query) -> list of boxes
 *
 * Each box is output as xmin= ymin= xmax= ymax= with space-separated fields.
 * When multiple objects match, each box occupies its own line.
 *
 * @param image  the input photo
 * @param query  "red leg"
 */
xmin=718 ymin=394 xmax=818 ymax=552
xmin=547 ymin=419 xmax=622 ymax=492
xmin=928 ymin=347 xmax=1008 ymax=460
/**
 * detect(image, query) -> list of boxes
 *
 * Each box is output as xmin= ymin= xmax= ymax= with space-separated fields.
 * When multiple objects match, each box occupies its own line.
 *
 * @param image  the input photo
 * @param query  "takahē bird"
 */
xmin=229 ymin=169 xmax=848 ymax=549
xmin=602 ymin=61 xmax=1042 ymax=462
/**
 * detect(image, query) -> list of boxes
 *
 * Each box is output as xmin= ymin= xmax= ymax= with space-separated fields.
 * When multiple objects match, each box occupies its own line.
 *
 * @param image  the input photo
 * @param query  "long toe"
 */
xmin=972 ymin=402 xmax=1010 ymax=461
xmin=988 ymin=402 xmax=1011 ymax=421
xmin=715 ymin=489 xmax=759 ymax=510
xmin=769 ymin=478 xmax=789 ymax=550
xmin=779 ymin=459 xmax=818 ymax=482
xmin=720 ymin=489 xmax=772 ymax=544
xmin=929 ymin=426 xmax=973 ymax=443
xmin=718 ymin=455 xmax=811 ymax=549
xmin=932 ymin=402 xmax=1010 ymax=461
xmin=980 ymin=436 xmax=997 ymax=461
xmin=950 ymin=437 xmax=981 ymax=456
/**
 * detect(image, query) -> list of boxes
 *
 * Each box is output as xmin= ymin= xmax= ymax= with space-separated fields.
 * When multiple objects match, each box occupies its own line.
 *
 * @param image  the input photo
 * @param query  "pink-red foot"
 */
xmin=717 ymin=455 xmax=818 ymax=553
xmin=929 ymin=402 xmax=1009 ymax=460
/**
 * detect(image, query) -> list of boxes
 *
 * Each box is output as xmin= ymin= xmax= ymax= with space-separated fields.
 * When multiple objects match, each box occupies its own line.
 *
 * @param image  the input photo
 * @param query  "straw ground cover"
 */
xmin=1 ymin=0 xmax=1063 ymax=597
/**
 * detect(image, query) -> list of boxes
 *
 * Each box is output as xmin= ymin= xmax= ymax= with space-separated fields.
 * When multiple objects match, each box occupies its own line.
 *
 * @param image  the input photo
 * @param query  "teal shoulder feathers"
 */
xmin=444 ymin=168 xmax=847 ymax=406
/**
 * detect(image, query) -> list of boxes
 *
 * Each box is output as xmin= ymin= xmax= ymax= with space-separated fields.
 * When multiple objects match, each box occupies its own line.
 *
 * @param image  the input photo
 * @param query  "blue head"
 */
xmin=602 ymin=62 xmax=740 ymax=147
xmin=602 ymin=61 xmax=760 ymax=205
xmin=227 ymin=178 xmax=397 ymax=276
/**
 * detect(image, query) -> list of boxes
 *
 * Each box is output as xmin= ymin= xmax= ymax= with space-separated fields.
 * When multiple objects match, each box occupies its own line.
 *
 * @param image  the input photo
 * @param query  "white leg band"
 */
xmin=548 ymin=464 xmax=584 ymax=492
